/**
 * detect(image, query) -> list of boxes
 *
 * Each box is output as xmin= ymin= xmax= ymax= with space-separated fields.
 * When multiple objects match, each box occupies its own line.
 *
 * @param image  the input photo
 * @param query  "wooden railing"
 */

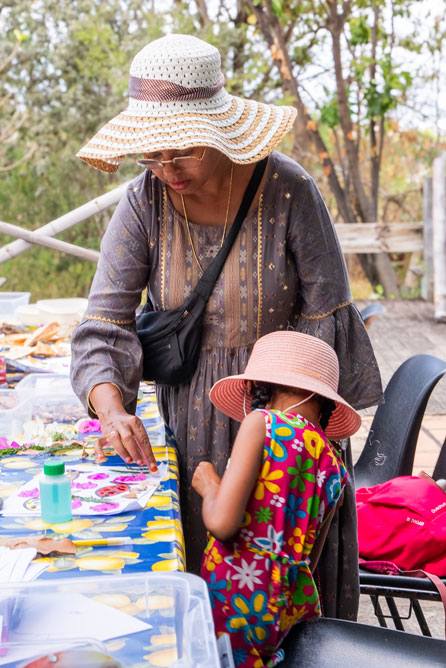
xmin=335 ymin=221 xmax=423 ymax=254
xmin=0 ymin=151 xmax=444 ymax=319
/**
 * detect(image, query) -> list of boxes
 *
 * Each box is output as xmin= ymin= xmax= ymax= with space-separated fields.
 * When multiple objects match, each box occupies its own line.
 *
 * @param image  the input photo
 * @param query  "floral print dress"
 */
xmin=201 ymin=409 xmax=347 ymax=667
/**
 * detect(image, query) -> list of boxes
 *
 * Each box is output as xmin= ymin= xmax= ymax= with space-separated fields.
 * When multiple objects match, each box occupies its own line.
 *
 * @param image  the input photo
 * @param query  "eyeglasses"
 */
xmin=136 ymin=147 xmax=207 ymax=170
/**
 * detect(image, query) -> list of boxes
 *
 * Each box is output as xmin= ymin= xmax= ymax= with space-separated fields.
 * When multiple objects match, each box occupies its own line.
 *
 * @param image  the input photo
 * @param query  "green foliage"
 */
xmin=0 ymin=0 xmax=444 ymax=300
xmin=349 ymin=17 xmax=371 ymax=46
xmin=364 ymin=55 xmax=413 ymax=118
xmin=320 ymin=88 xmax=340 ymax=129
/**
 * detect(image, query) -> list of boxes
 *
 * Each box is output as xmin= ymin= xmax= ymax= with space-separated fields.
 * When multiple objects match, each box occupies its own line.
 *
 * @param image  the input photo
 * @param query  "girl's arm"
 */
xmin=192 ymin=411 xmax=266 ymax=542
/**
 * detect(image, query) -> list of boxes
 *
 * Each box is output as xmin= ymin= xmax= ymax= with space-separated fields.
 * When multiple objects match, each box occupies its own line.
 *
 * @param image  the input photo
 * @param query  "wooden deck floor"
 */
xmin=356 ymin=299 xmax=446 ymax=415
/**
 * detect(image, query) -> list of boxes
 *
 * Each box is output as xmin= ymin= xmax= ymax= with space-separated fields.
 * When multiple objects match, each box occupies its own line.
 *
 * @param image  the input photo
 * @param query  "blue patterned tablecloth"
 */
xmin=0 ymin=393 xmax=185 ymax=577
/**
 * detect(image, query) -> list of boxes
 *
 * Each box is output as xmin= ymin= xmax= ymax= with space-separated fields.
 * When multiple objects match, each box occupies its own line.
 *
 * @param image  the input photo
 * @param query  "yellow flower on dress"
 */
xmin=288 ymin=526 xmax=305 ymax=555
xmin=303 ymin=429 xmax=326 ymax=458
xmin=271 ymin=562 xmax=281 ymax=584
xmin=302 ymin=524 xmax=316 ymax=555
xmin=326 ymin=443 xmax=341 ymax=467
xmin=240 ymin=511 xmax=252 ymax=528
xmin=205 ymin=546 xmax=223 ymax=571
xmin=279 ymin=605 xmax=308 ymax=631
xmin=254 ymin=460 xmax=283 ymax=500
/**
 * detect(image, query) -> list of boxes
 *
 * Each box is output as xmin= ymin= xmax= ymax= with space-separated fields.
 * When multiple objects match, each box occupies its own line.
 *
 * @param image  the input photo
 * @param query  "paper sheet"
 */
xmin=2 ymin=463 xmax=167 ymax=516
xmin=0 ymin=547 xmax=48 ymax=583
xmin=0 ymin=592 xmax=151 ymax=665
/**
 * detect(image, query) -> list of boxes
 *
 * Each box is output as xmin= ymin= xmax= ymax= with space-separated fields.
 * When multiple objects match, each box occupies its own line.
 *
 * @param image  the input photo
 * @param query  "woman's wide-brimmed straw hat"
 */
xmin=209 ymin=331 xmax=361 ymax=440
xmin=77 ymin=33 xmax=297 ymax=173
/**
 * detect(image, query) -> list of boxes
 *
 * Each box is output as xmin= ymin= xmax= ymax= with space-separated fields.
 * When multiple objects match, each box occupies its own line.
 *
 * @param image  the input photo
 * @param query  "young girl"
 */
xmin=192 ymin=331 xmax=361 ymax=667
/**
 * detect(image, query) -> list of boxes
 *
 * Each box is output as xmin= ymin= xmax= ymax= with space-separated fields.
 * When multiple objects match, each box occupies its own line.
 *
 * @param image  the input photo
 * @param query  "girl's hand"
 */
xmin=192 ymin=462 xmax=221 ymax=498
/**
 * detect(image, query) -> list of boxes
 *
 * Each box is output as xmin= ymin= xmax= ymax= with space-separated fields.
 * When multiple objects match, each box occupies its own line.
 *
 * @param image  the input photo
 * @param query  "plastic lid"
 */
xmin=43 ymin=460 xmax=65 ymax=476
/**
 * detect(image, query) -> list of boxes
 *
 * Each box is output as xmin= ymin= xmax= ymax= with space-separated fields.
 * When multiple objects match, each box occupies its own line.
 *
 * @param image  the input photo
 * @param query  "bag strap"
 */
xmin=402 ymin=569 xmax=446 ymax=637
xmin=191 ymin=156 xmax=268 ymax=302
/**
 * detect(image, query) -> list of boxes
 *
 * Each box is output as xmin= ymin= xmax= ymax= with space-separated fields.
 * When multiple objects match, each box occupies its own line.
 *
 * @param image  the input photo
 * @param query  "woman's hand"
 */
xmin=192 ymin=461 xmax=221 ymax=498
xmin=91 ymin=383 xmax=158 ymax=472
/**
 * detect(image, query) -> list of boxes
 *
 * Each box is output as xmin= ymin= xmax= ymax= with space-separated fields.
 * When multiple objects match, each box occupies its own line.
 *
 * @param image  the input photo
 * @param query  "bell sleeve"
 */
xmin=287 ymin=171 xmax=383 ymax=411
xmin=70 ymin=175 xmax=152 ymax=416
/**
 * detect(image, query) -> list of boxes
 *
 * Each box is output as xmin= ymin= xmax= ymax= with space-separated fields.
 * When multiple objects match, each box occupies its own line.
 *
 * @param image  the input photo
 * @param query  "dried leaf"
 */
xmin=0 ymin=535 xmax=76 ymax=555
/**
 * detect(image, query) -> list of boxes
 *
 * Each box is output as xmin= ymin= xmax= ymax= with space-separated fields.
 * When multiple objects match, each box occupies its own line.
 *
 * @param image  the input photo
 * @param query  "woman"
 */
xmin=71 ymin=33 xmax=382 ymax=619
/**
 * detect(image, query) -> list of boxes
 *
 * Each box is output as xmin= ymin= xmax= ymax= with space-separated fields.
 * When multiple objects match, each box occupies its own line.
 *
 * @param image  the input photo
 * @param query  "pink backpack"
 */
xmin=356 ymin=473 xmax=446 ymax=636
xmin=356 ymin=473 xmax=446 ymax=575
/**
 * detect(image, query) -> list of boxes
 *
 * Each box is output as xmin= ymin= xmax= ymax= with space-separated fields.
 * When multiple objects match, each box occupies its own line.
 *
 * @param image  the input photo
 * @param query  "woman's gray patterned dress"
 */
xmin=71 ymin=151 xmax=382 ymax=620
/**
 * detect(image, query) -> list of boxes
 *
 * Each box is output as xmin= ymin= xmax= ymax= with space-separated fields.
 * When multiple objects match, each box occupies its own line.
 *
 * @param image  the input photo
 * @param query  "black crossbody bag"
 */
xmin=136 ymin=157 xmax=267 ymax=386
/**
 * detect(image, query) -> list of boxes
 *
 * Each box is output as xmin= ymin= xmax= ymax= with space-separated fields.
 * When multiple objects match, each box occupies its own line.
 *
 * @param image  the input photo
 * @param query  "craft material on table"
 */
xmin=2 ymin=463 xmax=168 ymax=517
xmin=39 ymin=460 xmax=72 ymax=524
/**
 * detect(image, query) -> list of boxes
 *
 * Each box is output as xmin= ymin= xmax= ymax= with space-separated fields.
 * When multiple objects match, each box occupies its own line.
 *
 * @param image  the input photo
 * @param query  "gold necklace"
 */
xmin=180 ymin=162 xmax=234 ymax=274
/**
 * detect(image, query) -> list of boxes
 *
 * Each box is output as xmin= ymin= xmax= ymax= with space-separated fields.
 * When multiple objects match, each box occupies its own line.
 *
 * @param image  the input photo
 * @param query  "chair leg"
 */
xmin=412 ymin=600 xmax=432 ymax=637
xmin=385 ymin=597 xmax=406 ymax=632
xmin=370 ymin=595 xmax=388 ymax=628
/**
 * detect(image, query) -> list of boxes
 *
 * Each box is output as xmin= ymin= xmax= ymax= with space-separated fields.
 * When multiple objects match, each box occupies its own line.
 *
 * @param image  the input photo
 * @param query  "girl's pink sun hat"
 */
xmin=209 ymin=331 xmax=361 ymax=440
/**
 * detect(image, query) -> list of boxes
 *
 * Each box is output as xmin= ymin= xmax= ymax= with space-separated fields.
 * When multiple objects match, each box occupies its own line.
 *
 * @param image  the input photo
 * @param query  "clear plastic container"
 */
xmin=0 ymin=389 xmax=32 ymax=444
xmin=39 ymin=459 xmax=72 ymax=523
xmin=0 ymin=292 xmax=31 ymax=317
xmin=36 ymin=298 xmax=88 ymax=326
xmin=15 ymin=373 xmax=88 ymax=423
xmin=0 ymin=572 xmax=221 ymax=667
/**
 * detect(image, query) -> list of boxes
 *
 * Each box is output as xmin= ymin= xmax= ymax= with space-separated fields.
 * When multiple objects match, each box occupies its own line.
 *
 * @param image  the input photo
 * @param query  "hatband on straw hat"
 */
xmin=209 ymin=331 xmax=361 ymax=440
xmin=77 ymin=34 xmax=297 ymax=173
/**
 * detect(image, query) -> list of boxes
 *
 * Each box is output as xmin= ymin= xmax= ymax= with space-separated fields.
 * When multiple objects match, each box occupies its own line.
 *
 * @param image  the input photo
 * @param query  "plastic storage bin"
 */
xmin=0 ymin=292 xmax=30 ymax=317
xmin=0 ymin=388 xmax=32 ymax=443
xmin=36 ymin=297 xmax=88 ymax=326
xmin=15 ymin=373 xmax=88 ymax=423
xmin=0 ymin=572 xmax=221 ymax=667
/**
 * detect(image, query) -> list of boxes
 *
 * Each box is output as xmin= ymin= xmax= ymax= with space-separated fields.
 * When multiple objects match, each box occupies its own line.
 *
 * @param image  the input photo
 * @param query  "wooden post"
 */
xmin=422 ymin=175 xmax=434 ymax=302
xmin=432 ymin=153 xmax=446 ymax=322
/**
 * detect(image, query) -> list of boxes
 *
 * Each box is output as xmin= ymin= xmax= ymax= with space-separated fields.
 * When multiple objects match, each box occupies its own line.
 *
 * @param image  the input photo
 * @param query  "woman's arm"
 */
xmin=71 ymin=174 xmax=158 ymax=470
xmin=192 ymin=411 xmax=266 ymax=541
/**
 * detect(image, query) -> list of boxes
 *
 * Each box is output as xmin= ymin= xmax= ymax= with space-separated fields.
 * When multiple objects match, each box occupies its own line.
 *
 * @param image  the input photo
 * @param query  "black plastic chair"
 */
xmin=354 ymin=353 xmax=446 ymax=490
xmin=360 ymin=302 xmax=387 ymax=329
xmin=280 ymin=617 xmax=446 ymax=667
xmin=355 ymin=355 xmax=446 ymax=636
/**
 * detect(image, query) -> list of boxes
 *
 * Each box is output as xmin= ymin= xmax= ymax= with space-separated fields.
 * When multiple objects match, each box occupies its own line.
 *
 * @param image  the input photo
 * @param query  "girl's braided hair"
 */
xmin=249 ymin=382 xmax=336 ymax=431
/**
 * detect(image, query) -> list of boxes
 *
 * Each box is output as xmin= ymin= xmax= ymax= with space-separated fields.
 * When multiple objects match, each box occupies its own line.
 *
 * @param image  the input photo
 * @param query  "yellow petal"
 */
xmin=136 ymin=594 xmax=174 ymax=611
xmin=228 ymin=616 xmax=248 ymax=630
xmin=266 ymin=469 xmax=283 ymax=481
xmin=275 ymin=427 xmax=293 ymax=437
xmin=253 ymin=592 xmax=266 ymax=613
xmin=151 ymin=558 xmax=179 ymax=571
xmin=151 ymin=634 xmax=176 ymax=645
xmin=92 ymin=594 xmax=130 ymax=608
xmin=51 ymin=519 xmax=94 ymax=533
xmin=76 ymin=556 xmax=125 ymax=570
xmin=143 ymin=648 xmax=177 ymax=666
xmin=233 ymin=595 xmax=250 ymax=616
